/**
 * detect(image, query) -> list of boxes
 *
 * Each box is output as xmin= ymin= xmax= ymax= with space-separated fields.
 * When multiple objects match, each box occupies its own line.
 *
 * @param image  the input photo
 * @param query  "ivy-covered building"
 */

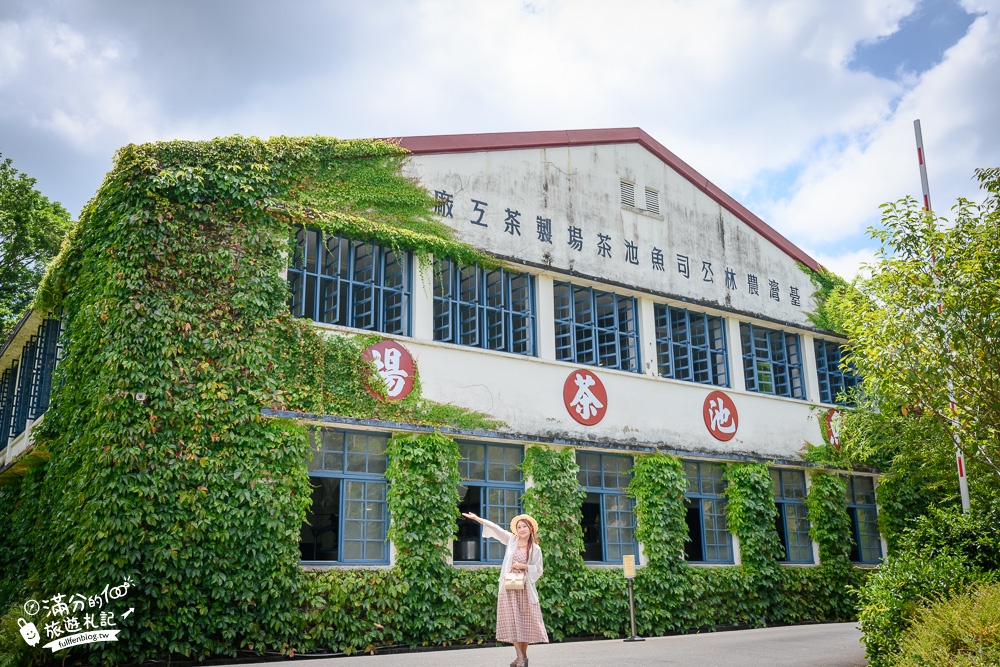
xmin=0 ymin=129 xmax=881 ymax=663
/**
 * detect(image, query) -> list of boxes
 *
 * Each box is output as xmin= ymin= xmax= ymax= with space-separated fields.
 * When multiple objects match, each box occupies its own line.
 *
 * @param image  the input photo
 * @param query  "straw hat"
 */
xmin=509 ymin=514 xmax=539 ymax=535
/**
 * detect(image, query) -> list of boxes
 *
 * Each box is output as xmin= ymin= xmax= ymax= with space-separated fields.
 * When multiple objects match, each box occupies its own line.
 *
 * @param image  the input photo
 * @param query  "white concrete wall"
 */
xmin=320 ymin=324 xmax=827 ymax=462
xmin=403 ymin=143 xmax=817 ymax=329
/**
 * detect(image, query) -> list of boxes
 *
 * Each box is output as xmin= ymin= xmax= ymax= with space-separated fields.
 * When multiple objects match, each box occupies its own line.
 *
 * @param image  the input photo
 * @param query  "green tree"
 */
xmin=0 ymin=150 xmax=73 ymax=338
xmin=834 ymin=168 xmax=1000 ymax=509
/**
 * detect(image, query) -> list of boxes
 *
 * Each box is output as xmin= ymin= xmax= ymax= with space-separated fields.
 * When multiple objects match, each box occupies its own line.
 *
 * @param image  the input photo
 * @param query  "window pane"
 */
xmin=288 ymin=228 xmax=410 ymax=334
xmin=300 ymin=476 xmax=340 ymax=562
xmin=683 ymin=462 xmax=732 ymax=563
xmin=740 ymin=322 xmax=805 ymax=399
xmin=655 ymin=305 xmax=728 ymax=386
xmin=553 ymin=282 xmax=639 ymax=372
xmin=300 ymin=432 xmax=389 ymax=565
xmin=432 ymin=260 xmax=535 ymax=355
xmin=581 ymin=492 xmax=603 ymax=561
xmin=782 ymin=470 xmax=807 ymax=499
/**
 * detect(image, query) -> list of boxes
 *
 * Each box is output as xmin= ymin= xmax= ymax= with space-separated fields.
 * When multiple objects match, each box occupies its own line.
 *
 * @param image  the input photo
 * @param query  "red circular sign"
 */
xmin=362 ymin=340 xmax=415 ymax=402
xmin=823 ymin=408 xmax=842 ymax=449
xmin=703 ymin=390 xmax=738 ymax=441
xmin=563 ymin=369 xmax=608 ymax=426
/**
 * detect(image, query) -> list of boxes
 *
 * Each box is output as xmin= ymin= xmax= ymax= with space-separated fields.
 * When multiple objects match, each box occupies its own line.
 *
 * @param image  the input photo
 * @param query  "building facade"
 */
xmin=280 ymin=128 xmax=883 ymax=569
xmin=0 ymin=128 xmax=882 ymax=577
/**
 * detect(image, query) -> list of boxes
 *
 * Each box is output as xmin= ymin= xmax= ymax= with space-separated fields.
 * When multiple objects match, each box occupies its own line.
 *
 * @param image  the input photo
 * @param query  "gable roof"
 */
xmin=395 ymin=128 xmax=820 ymax=272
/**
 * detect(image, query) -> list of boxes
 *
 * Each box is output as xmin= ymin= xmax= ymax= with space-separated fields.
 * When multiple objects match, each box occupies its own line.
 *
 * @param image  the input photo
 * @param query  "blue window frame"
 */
xmin=846 ymin=476 xmax=882 ymax=564
xmin=455 ymin=443 xmax=524 ymax=563
xmin=655 ymin=304 xmax=728 ymax=386
xmin=0 ymin=362 xmax=17 ymax=451
xmin=576 ymin=451 xmax=637 ymax=563
xmin=301 ymin=429 xmax=389 ymax=564
xmin=771 ymin=469 xmax=813 ymax=563
xmin=11 ymin=334 xmax=38 ymax=439
xmin=815 ymin=339 xmax=861 ymax=406
xmin=554 ymin=282 xmax=640 ymax=372
xmin=433 ymin=259 xmax=536 ymax=356
xmin=0 ymin=316 xmax=63 ymax=449
xmin=740 ymin=323 xmax=805 ymax=399
xmin=288 ymin=227 xmax=410 ymax=335
xmin=684 ymin=461 xmax=733 ymax=563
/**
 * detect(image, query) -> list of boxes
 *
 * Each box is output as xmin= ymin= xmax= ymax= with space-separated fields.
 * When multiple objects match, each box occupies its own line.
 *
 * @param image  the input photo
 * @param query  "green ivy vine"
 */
xmin=723 ymin=463 xmax=784 ymax=625
xmin=628 ymin=453 xmax=688 ymax=635
xmin=802 ymin=264 xmax=852 ymax=335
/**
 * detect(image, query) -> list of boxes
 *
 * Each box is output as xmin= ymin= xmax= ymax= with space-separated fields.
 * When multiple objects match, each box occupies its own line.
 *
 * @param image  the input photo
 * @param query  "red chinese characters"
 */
xmin=563 ymin=369 xmax=608 ymax=426
xmin=362 ymin=340 xmax=415 ymax=401
xmin=823 ymin=408 xmax=842 ymax=449
xmin=703 ymin=390 xmax=738 ymax=441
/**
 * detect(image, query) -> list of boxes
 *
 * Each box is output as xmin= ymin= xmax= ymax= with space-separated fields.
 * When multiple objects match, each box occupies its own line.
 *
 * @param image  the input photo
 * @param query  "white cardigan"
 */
xmin=480 ymin=518 xmax=544 ymax=604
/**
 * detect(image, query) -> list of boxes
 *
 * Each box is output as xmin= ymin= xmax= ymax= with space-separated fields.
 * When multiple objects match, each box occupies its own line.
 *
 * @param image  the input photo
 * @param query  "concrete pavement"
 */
xmin=230 ymin=622 xmax=867 ymax=667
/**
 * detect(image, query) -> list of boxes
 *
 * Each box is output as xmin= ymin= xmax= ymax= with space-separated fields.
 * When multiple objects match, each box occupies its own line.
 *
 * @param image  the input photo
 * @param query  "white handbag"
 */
xmin=503 ymin=571 xmax=526 ymax=590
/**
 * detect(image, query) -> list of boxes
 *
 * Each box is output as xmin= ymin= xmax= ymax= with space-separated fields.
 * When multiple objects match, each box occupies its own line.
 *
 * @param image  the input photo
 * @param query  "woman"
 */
xmin=461 ymin=511 xmax=548 ymax=667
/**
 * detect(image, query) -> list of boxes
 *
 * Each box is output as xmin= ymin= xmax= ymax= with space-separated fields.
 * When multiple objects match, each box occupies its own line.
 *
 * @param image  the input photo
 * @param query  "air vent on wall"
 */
xmin=645 ymin=187 xmax=660 ymax=215
xmin=620 ymin=180 xmax=635 ymax=208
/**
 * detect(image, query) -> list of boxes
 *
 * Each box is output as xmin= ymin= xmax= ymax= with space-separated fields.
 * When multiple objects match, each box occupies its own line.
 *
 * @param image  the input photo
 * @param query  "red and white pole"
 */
xmin=914 ymin=119 xmax=970 ymax=512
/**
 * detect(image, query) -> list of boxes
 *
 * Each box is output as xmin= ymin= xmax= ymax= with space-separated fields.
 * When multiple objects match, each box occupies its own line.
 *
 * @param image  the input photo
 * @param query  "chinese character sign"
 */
xmin=563 ymin=369 xmax=608 ymax=426
xmin=362 ymin=341 xmax=416 ymax=401
xmin=823 ymin=408 xmax=842 ymax=449
xmin=703 ymin=390 xmax=739 ymax=441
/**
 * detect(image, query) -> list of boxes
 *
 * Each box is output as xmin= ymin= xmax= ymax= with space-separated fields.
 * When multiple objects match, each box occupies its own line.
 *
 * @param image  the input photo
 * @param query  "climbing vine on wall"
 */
xmin=628 ymin=453 xmax=688 ymax=635
xmin=802 ymin=264 xmax=852 ymax=335
xmin=386 ymin=432 xmax=464 ymax=644
xmin=723 ymin=462 xmax=784 ymax=625
xmin=1 ymin=135 xmax=502 ymax=665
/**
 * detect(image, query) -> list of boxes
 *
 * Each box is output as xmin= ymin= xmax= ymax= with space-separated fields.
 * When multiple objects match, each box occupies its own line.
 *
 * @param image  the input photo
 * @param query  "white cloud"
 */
xmin=760 ymin=2 xmax=1000 ymax=249
xmin=0 ymin=15 xmax=157 ymax=149
xmin=806 ymin=246 xmax=878 ymax=282
xmin=1 ymin=0 xmax=996 ymax=252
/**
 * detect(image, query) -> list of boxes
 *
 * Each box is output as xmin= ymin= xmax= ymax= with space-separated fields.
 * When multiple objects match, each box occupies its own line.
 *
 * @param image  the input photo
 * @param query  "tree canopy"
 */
xmin=0 ymin=150 xmax=73 ymax=339
xmin=833 ymin=167 xmax=1000 ymax=518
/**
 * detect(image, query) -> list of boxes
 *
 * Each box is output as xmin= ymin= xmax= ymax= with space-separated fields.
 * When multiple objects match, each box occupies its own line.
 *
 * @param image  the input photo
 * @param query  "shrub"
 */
xmin=901 ymin=503 xmax=1000 ymax=571
xmin=892 ymin=581 xmax=1000 ymax=667
xmin=856 ymin=551 xmax=981 ymax=667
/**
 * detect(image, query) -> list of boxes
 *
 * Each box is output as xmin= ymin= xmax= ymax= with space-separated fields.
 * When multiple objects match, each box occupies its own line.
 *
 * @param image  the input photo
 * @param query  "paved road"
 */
xmin=232 ymin=623 xmax=867 ymax=667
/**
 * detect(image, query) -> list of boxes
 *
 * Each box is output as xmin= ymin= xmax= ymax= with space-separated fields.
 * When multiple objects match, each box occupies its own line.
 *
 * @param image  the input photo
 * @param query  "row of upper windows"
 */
xmin=301 ymin=428 xmax=882 ymax=567
xmin=287 ymin=228 xmax=860 ymax=405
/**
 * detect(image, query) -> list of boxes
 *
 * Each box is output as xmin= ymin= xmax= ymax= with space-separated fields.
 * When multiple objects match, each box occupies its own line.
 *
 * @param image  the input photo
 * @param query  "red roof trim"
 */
xmin=394 ymin=128 xmax=820 ymax=271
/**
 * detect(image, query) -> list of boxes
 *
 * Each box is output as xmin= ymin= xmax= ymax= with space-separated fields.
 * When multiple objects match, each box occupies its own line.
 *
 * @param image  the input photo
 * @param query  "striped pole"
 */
xmin=914 ymin=119 xmax=970 ymax=512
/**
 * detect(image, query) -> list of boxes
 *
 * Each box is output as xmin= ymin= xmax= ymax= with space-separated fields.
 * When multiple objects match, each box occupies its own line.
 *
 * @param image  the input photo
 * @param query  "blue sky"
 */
xmin=851 ymin=0 xmax=979 ymax=78
xmin=1 ymin=0 xmax=997 ymax=280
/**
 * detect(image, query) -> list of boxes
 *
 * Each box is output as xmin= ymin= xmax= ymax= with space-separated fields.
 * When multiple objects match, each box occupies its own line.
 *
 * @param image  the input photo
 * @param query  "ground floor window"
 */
xmin=846 ymin=475 xmax=882 ymax=564
xmin=454 ymin=442 xmax=524 ymax=563
xmin=577 ymin=451 xmax=636 ymax=563
xmin=684 ymin=460 xmax=733 ymax=563
xmin=771 ymin=469 xmax=813 ymax=563
xmin=300 ymin=429 xmax=389 ymax=564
